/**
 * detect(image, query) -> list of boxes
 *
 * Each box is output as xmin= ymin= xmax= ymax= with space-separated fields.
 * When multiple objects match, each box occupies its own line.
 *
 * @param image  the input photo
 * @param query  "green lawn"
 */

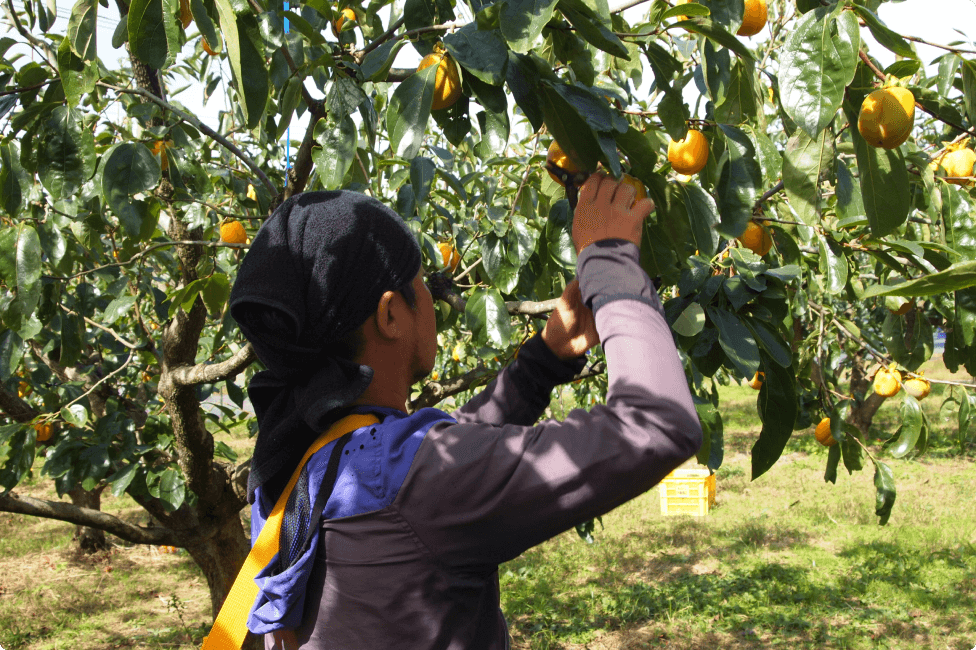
xmin=1 ymin=361 xmax=973 ymax=650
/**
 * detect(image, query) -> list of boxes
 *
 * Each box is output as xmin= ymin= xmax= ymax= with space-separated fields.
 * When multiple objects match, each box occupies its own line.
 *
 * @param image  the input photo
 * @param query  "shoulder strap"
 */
xmin=201 ymin=413 xmax=380 ymax=650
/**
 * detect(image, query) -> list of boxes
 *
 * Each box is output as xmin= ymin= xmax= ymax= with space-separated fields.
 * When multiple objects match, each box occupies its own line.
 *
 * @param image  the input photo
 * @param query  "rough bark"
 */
xmin=67 ymin=486 xmax=110 ymax=553
xmin=185 ymin=516 xmax=254 ymax=620
xmin=848 ymin=352 xmax=888 ymax=437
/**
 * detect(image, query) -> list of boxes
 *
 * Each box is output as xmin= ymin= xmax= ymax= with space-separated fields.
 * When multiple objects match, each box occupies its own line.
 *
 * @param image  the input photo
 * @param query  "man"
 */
xmin=229 ymin=173 xmax=702 ymax=649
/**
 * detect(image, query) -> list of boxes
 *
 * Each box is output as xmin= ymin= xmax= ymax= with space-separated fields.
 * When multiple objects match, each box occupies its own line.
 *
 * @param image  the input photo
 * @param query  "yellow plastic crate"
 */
xmin=659 ymin=468 xmax=716 ymax=516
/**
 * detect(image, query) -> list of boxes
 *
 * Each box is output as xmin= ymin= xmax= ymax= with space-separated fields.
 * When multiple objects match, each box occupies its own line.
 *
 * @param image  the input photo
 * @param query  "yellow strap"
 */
xmin=201 ymin=413 xmax=380 ymax=650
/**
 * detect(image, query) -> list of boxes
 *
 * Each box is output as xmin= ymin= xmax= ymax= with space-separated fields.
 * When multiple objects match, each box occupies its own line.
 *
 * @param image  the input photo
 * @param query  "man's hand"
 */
xmin=540 ymin=279 xmax=599 ymax=361
xmin=572 ymin=172 xmax=654 ymax=253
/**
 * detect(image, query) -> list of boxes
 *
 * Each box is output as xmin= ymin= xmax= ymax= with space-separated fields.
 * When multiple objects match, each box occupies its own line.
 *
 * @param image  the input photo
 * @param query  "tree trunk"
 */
xmin=68 ymin=486 xmax=109 ymax=553
xmin=848 ymin=351 xmax=888 ymax=438
xmin=185 ymin=515 xmax=262 ymax=650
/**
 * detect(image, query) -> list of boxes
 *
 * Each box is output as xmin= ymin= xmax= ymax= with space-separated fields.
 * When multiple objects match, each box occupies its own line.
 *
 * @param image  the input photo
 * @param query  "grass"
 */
xmin=1 ymin=359 xmax=974 ymax=649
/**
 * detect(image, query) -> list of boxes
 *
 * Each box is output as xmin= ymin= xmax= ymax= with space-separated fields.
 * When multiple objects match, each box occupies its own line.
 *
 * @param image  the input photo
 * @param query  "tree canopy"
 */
xmin=1 ymin=0 xmax=975 ymax=626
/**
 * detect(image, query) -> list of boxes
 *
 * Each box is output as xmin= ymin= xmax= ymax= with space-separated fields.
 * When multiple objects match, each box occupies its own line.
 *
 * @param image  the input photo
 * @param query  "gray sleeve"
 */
xmin=396 ymin=240 xmax=703 ymax=568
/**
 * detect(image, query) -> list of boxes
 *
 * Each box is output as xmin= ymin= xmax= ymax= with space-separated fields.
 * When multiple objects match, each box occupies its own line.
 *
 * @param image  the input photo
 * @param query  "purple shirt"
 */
xmin=252 ymin=240 xmax=703 ymax=649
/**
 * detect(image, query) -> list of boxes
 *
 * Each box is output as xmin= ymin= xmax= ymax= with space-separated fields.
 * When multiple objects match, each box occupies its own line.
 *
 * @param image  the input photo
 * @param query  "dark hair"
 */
xmin=240 ymin=280 xmax=418 ymax=364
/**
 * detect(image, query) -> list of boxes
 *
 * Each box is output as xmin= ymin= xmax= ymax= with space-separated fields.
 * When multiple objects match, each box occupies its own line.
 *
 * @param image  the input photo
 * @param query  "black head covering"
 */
xmin=230 ymin=191 xmax=421 ymax=502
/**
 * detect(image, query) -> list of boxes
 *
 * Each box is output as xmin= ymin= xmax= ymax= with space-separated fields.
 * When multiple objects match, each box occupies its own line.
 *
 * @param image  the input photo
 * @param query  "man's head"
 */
xmin=230 ymin=191 xmax=427 ymax=386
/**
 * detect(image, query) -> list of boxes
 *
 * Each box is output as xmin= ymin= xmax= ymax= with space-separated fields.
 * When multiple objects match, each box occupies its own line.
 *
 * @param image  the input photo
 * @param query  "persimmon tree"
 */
xmin=1 ymin=0 xmax=975 ymax=634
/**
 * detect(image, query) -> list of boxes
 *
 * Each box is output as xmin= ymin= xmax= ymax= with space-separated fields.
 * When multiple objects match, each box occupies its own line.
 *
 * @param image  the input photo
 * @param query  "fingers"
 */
xmin=577 ymin=172 xmax=606 ymax=208
xmin=632 ymin=197 xmax=655 ymax=221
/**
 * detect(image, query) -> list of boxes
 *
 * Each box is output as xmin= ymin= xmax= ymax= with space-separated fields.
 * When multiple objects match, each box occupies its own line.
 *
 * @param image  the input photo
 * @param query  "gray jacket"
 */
xmin=264 ymin=239 xmax=702 ymax=649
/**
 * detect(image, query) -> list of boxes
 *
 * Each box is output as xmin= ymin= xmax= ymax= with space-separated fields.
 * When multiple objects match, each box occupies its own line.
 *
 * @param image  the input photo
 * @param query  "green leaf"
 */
xmin=506 ymin=52 xmax=546 ymax=132
xmin=835 ymin=158 xmax=865 ymax=222
xmin=102 ymin=296 xmax=137 ymax=325
xmin=670 ymin=18 xmax=753 ymax=61
xmin=0 ymin=143 xmax=25 ymax=219
xmin=715 ymin=125 xmax=761 ymax=239
xmin=545 ymin=200 xmax=576 ymax=270
xmin=673 ymin=302 xmax=705 ymax=337
xmin=476 ymin=109 xmax=510 ymax=158
xmin=127 ymin=0 xmax=169 ymax=69
xmin=851 ymin=3 xmax=914 ymax=59
xmin=888 ymin=394 xmax=923 ymax=458
xmin=550 ymin=83 xmax=627 ymax=134
xmin=67 ymin=0 xmax=97 ymax=61
xmin=693 ymin=397 xmax=723 ymax=470
xmin=713 ymin=59 xmax=759 ymax=125
xmin=465 ymin=288 xmax=513 ymax=348
xmin=956 ymin=287 xmax=976 ymax=347
xmin=410 ymin=156 xmax=437 ymax=208
xmin=57 ymin=36 xmax=98 ymax=106
xmin=60 ymin=314 xmax=83 ymax=367
xmin=60 ymin=404 xmax=89 ymax=428
xmin=275 ymin=77 xmax=303 ymax=141
xmin=432 ymin=96 xmax=471 ymax=147
xmin=824 ymin=443 xmax=840 ymax=484
xmin=361 ymin=39 xmax=406 ymax=81
xmin=881 ymin=311 xmax=933 ymax=372
xmin=817 ymin=232 xmax=847 ymax=296
xmin=313 ymin=116 xmax=358 ymax=190
xmin=657 ymin=90 xmax=689 ymax=141
xmin=861 ymin=261 xmax=976 ymax=298
xmin=959 ymin=391 xmax=972 ymax=447
xmin=109 ymin=463 xmax=139 ymax=498
xmin=0 ymin=329 xmax=25 ymax=381
xmin=751 ymin=356 xmax=797 ymax=480
xmin=556 ymin=0 xmax=629 ymax=59
xmin=190 ymin=0 xmax=218 ymax=52
xmin=845 ymin=102 xmax=911 ymax=237
xmin=200 ymin=273 xmax=230 ymax=316
xmin=540 ymin=83 xmax=603 ymax=174
xmin=14 ymin=223 xmax=42 ymax=313
xmin=677 ymin=182 xmax=720 ymax=257
xmin=960 ymin=58 xmax=976 ymax=127
xmin=840 ymin=422 xmax=863 ymax=474
xmin=36 ymin=106 xmax=96 ymax=199
xmin=156 ymin=467 xmax=186 ymax=512
xmin=943 ymin=184 xmax=976 ymax=258
xmin=778 ymin=5 xmax=859 ymax=138
xmin=782 ymin=128 xmax=829 ymax=226
xmin=706 ymin=306 xmax=759 ymax=379
xmin=386 ymin=63 xmax=437 ymax=160
xmin=873 ymin=460 xmax=896 ymax=525
xmin=616 ymin=126 xmax=659 ymax=184
xmin=214 ymin=1 xmax=269 ymax=130
xmin=501 ymin=0 xmax=559 ymax=53
xmin=444 ymin=25 xmax=509 ymax=86
xmin=697 ymin=0 xmax=742 ymax=33
xmin=744 ymin=316 xmax=791 ymax=368
xmin=101 ymin=143 xmax=161 ymax=238
xmin=729 ymin=248 xmax=766 ymax=292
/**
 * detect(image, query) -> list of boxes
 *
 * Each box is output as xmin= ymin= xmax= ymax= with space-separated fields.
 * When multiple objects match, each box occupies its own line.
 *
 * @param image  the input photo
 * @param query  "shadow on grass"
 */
xmin=503 ymin=519 xmax=976 ymax=649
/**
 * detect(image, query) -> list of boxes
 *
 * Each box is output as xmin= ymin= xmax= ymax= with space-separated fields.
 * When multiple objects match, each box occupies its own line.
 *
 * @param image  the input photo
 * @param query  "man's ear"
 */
xmin=372 ymin=290 xmax=401 ymax=341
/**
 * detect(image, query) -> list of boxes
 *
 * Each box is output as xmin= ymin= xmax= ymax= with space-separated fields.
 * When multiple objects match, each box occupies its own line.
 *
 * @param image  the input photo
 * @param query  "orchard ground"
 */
xmin=1 ymin=356 xmax=973 ymax=650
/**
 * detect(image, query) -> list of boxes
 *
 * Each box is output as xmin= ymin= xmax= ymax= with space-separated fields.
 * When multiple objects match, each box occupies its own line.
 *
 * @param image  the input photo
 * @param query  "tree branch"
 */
xmin=427 ymin=272 xmax=559 ymax=316
xmin=0 ymin=385 xmax=39 ymax=423
xmin=44 ymin=240 xmax=247 ymax=282
xmin=409 ymin=364 xmax=497 ymax=412
xmin=97 ymin=82 xmax=279 ymax=195
xmin=169 ymin=344 xmax=257 ymax=387
xmin=0 ymin=492 xmax=182 ymax=546
xmin=283 ymin=102 xmax=327 ymax=202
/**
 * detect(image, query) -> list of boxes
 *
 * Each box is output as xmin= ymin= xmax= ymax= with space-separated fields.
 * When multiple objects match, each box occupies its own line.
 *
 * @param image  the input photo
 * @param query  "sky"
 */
xmin=4 ymin=0 xmax=976 ymax=166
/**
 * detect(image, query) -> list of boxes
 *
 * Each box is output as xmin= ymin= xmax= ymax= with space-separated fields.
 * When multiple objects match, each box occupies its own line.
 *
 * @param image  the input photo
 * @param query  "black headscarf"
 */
xmin=230 ymin=191 xmax=422 ymax=503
